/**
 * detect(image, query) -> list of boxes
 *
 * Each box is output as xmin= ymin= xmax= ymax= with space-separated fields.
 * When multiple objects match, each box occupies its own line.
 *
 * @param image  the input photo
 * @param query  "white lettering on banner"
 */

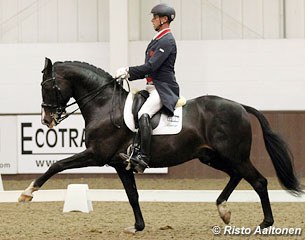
xmin=17 ymin=115 xmax=167 ymax=174
xmin=212 ymin=225 xmax=302 ymax=236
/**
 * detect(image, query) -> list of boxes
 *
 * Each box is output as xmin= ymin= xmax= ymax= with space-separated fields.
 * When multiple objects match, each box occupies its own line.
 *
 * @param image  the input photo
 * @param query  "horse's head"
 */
xmin=41 ymin=58 xmax=72 ymax=128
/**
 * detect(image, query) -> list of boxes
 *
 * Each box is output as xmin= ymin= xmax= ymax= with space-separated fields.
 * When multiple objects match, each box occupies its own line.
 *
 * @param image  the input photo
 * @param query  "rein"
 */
xmin=61 ymin=79 xmax=116 ymax=124
xmin=41 ymin=65 xmax=126 ymax=127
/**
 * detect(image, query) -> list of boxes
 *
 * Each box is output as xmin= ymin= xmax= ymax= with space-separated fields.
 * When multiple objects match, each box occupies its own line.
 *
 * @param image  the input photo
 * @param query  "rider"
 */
xmin=115 ymin=3 xmax=180 ymax=173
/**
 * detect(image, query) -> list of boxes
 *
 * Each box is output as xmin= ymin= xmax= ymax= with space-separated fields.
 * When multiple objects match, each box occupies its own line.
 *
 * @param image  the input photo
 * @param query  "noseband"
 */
xmin=41 ymin=65 xmax=117 ymax=125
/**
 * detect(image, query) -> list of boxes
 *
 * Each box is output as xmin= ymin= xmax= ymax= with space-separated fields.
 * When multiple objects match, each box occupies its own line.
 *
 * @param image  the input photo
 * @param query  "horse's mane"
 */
xmin=56 ymin=61 xmax=114 ymax=81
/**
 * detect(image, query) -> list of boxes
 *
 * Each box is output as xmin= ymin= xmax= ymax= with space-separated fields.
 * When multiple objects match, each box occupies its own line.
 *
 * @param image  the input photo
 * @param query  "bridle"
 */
xmin=41 ymin=65 xmax=118 ymax=125
xmin=41 ymin=65 xmax=68 ymax=124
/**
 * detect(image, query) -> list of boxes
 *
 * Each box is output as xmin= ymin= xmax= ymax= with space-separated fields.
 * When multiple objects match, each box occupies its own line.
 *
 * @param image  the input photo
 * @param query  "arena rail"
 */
xmin=0 ymin=189 xmax=304 ymax=203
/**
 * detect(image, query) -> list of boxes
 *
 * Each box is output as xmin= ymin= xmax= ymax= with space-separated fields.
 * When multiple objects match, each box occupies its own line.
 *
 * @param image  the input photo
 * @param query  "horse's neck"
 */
xmin=66 ymin=67 xmax=110 ymax=100
xmin=79 ymin=87 xmax=127 ymax=127
xmin=68 ymin=71 xmax=127 ymax=124
xmin=59 ymin=63 xmax=127 ymax=124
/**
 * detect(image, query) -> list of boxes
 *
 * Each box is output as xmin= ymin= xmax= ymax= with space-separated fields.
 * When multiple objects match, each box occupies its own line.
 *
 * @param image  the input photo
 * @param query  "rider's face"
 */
xmin=151 ymin=14 xmax=167 ymax=31
xmin=151 ymin=14 xmax=160 ymax=30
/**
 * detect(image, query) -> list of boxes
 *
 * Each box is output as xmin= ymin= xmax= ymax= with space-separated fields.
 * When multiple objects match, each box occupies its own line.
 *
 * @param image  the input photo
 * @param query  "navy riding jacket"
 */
xmin=128 ymin=29 xmax=180 ymax=116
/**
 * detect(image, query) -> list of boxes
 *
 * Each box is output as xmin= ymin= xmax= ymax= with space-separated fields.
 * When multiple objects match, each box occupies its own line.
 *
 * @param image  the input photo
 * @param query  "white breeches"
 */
xmin=138 ymin=85 xmax=163 ymax=118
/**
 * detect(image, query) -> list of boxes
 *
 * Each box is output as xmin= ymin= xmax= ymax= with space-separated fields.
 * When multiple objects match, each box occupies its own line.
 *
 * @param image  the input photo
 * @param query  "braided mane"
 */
xmin=56 ymin=61 xmax=114 ymax=80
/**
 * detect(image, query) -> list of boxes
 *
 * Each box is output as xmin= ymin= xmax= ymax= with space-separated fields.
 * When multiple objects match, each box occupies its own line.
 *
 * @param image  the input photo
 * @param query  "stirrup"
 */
xmin=119 ymin=152 xmax=149 ymax=173
xmin=133 ymin=158 xmax=149 ymax=173
xmin=129 ymin=153 xmax=149 ymax=173
xmin=119 ymin=152 xmax=134 ymax=171
xmin=119 ymin=148 xmax=139 ymax=172
xmin=119 ymin=145 xmax=139 ymax=167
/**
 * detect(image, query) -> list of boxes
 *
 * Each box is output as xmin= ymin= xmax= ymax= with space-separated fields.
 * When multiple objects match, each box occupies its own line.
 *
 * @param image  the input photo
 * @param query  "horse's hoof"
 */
xmin=259 ymin=220 xmax=274 ymax=229
xmin=18 ymin=194 xmax=33 ymax=202
xmin=217 ymin=201 xmax=231 ymax=224
xmin=123 ymin=226 xmax=137 ymax=234
xmin=221 ymin=210 xmax=231 ymax=224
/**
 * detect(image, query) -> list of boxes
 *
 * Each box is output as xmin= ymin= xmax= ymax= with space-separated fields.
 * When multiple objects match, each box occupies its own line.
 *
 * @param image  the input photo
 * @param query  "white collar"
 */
xmin=153 ymin=28 xmax=170 ymax=40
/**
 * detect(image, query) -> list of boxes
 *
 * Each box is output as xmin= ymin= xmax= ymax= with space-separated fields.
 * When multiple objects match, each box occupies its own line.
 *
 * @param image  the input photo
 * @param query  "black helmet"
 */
xmin=151 ymin=4 xmax=175 ymax=22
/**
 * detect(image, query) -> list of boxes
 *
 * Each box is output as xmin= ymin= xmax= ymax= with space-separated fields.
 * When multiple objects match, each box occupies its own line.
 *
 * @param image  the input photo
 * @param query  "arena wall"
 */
xmin=1 ymin=39 xmax=305 ymax=114
xmin=0 ymin=40 xmax=304 ymax=178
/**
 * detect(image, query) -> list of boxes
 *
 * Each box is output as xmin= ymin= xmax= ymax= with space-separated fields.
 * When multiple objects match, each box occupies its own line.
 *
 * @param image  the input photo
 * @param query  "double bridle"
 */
xmin=41 ymin=65 xmax=120 ymax=126
xmin=41 ymin=69 xmax=67 ymax=123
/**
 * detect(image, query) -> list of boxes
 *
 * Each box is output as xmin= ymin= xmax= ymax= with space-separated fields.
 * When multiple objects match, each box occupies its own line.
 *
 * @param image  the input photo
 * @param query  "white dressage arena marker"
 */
xmin=63 ymin=184 xmax=93 ymax=213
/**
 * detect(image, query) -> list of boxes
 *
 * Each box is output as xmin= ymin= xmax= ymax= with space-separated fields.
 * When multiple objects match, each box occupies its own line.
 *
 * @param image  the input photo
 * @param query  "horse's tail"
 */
xmin=243 ymin=104 xmax=304 ymax=196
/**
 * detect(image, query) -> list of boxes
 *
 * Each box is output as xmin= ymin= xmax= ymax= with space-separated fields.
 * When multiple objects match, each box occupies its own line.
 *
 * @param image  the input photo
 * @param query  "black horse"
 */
xmin=19 ymin=58 xmax=303 ymax=233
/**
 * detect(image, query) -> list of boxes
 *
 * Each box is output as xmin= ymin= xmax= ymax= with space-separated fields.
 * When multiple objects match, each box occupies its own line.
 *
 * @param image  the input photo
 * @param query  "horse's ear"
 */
xmin=42 ymin=57 xmax=52 ymax=74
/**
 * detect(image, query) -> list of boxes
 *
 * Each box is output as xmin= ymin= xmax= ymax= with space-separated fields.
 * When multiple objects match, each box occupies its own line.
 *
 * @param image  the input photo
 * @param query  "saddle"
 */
xmin=123 ymin=91 xmax=185 ymax=135
xmin=132 ymin=90 xmax=161 ymax=130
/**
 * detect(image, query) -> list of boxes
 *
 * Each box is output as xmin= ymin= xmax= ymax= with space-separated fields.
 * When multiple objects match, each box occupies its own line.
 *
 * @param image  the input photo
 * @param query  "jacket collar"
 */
xmin=153 ymin=28 xmax=171 ymax=40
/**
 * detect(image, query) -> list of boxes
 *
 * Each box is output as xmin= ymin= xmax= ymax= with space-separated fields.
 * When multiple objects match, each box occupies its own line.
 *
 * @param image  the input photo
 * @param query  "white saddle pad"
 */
xmin=123 ymin=93 xmax=183 ymax=135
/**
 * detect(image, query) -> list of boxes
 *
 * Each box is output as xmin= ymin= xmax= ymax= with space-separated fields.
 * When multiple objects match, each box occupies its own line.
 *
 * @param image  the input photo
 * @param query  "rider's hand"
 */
xmin=115 ymin=67 xmax=129 ymax=79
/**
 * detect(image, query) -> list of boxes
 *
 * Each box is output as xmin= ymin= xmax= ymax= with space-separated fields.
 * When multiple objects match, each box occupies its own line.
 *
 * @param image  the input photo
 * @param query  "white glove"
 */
xmin=115 ymin=67 xmax=129 ymax=79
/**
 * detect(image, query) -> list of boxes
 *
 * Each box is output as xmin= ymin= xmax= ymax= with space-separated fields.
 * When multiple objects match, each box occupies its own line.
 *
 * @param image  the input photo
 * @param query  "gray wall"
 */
xmin=0 ymin=0 xmax=109 ymax=42
xmin=1 ymin=0 xmax=305 ymax=43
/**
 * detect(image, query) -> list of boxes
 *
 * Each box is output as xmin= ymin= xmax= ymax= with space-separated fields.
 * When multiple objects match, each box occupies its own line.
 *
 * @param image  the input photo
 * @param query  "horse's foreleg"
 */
xmin=216 ymin=175 xmax=241 ymax=224
xmin=115 ymin=164 xmax=145 ymax=233
xmin=17 ymin=181 xmax=39 ymax=202
xmin=18 ymin=149 xmax=97 ymax=202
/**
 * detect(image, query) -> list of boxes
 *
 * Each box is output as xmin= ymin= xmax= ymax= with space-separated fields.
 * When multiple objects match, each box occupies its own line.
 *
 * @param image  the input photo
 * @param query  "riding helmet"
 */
xmin=151 ymin=3 xmax=176 ymax=22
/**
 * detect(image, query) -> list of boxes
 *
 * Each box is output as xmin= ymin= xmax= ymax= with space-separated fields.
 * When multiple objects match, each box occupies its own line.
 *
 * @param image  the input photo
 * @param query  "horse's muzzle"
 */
xmin=41 ymin=108 xmax=56 ymax=128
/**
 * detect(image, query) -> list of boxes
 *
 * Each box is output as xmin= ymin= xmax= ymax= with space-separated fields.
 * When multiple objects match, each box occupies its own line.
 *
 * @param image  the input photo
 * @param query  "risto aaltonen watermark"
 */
xmin=211 ymin=225 xmax=302 ymax=236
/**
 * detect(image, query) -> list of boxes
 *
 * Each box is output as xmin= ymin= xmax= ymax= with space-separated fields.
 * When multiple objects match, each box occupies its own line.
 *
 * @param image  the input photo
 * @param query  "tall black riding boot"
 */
xmin=132 ymin=113 xmax=151 ymax=173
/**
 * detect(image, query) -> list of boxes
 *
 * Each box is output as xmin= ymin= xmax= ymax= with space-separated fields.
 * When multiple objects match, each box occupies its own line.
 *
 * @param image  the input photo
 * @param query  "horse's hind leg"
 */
xmin=237 ymin=160 xmax=274 ymax=228
xmin=199 ymin=148 xmax=241 ymax=224
xmin=216 ymin=175 xmax=241 ymax=224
